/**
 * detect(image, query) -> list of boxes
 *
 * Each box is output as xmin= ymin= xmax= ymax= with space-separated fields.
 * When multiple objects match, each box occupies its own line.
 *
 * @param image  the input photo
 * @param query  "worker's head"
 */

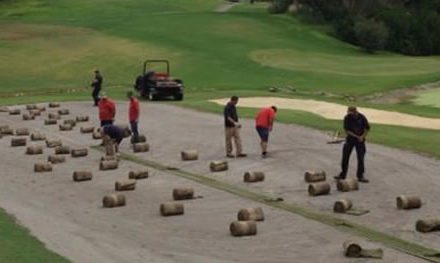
xmin=95 ymin=70 xmax=100 ymax=74
xmin=230 ymin=96 xmax=239 ymax=105
xmin=271 ymin=106 xmax=277 ymax=113
xmin=100 ymin=92 xmax=107 ymax=100
xmin=347 ymin=106 xmax=358 ymax=115
xmin=127 ymin=91 xmax=134 ymax=99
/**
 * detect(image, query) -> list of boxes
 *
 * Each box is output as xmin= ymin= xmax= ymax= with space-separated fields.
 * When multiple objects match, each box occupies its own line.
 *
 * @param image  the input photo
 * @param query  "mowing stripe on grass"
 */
xmin=92 ymin=146 xmax=440 ymax=262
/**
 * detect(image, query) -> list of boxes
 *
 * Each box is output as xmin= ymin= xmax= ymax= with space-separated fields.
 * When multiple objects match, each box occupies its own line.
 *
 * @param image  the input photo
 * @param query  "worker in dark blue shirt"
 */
xmin=101 ymin=124 xmax=131 ymax=153
xmin=335 ymin=106 xmax=370 ymax=183
xmin=223 ymin=96 xmax=246 ymax=158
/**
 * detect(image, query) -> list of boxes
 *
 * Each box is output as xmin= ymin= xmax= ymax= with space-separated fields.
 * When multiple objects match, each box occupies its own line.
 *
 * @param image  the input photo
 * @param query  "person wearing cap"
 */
xmin=98 ymin=94 xmax=116 ymax=127
xmin=334 ymin=106 xmax=370 ymax=183
xmin=91 ymin=70 xmax=103 ymax=106
xmin=127 ymin=91 xmax=140 ymax=143
xmin=224 ymin=96 xmax=247 ymax=158
xmin=255 ymin=106 xmax=277 ymax=158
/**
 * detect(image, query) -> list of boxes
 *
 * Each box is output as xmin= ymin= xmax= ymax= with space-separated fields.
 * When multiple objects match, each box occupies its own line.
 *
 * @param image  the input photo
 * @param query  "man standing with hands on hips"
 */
xmin=334 ymin=106 xmax=370 ymax=183
xmin=224 ymin=96 xmax=247 ymax=158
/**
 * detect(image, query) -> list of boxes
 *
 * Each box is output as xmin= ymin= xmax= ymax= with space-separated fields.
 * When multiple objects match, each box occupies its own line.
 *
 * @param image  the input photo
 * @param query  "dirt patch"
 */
xmin=210 ymin=97 xmax=440 ymax=130
xmin=214 ymin=1 xmax=240 ymax=13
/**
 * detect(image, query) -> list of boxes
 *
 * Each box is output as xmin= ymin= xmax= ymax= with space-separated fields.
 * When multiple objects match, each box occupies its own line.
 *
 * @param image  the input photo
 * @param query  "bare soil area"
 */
xmin=0 ymin=101 xmax=439 ymax=262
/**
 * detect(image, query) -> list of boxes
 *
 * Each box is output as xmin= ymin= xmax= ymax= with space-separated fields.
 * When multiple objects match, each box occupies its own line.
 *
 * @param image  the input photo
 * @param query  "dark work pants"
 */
xmin=340 ymin=139 xmax=366 ymax=179
xmin=130 ymin=121 xmax=139 ymax=141
xmin=92 ymin=87 xmax=101 ymax=106
xmin=100 ymin=120 xmax=113 ymax=127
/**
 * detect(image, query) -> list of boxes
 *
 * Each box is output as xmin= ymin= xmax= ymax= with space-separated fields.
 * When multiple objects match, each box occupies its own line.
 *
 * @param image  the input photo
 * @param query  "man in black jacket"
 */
xmin=335 ymin=106 xmax=370 ymax=183
xmin=91 ymin=70 xmax=103 ymax=106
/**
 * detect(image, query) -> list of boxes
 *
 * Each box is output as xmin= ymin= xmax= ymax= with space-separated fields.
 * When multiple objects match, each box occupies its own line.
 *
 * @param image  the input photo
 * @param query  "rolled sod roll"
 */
xmin=71 ymin=148 xmax=88 ymax=157
xmin=172 ymin=187 xmax=194 ymax=200
xmin=0 ymin=106 xmax=9 ymax=112
xmin=210 ymin=160 xmax=228 ymax=172
xmin=230 ymin=221 xmax=257 ymax=237
xmin=92 ymin=131 xmax=103 ymax=139
xmin=130 ymin=134 xmax=147 ymax=144
xmin=36 ymin=106 xmax=46 ymax=112
xmin=9 ymin=109 xmax=21 ymax=115
xmin=115 ymin=179 xmax=136 ymax=191
xmin=15 ymin=128 xmax=30 ymax=136
xmin=34 ymin=162 xmax=52 ymax=172
xmin=48 ymin=113 xmax=60 ymax=120
xmin=75 ymin=115 xmax=89 ymax=122
xmin=63 ymin=119 xmax=76 ymax=127
xmin=22 ymin=113 xmax=35 ymax=120
xmin=80 ymin=126 xmax=94 ymax=133
xmin=133 ymin=143 xmax=149 ymax=153
xmin=304 ymin=170 xmax=326 ymax=182
xmin=47 ymin=155 xmax=66 ymax=164
xmin=128 ymin=170 xmax=148 ymax=180
xmin=30 ymin=133 xmax=46 ymax=141
xmin=160 ymin=202 xmax=184 ymax=216
xmin=237 ymin=207 xmax=265 ymax=221
xmin=1 ymin=127 xmax=14 ymax=135
xmin=58 ymin=109 xmax=69 ymax=115
xmin=55 ymin=145 xmax=70 ymax=155
xmin=416 ymin=219 xmax=440 ymax=233
xmin=48 ymin=102 xmax=60 ymax=108
xmin=73 ymin=171 xmax=93 ymax=182
xmin=26 ymin=145 xmax=43 ymax=155
xmin=181 ymin=150 xmax=198 ymax=161
xmin=308 ymin=182 xmax=331 ymax=196
xmin=343 ymin=241 xmax=363 ymax=257
xmin=337 ymin=178 xmax=359 ymax=192
xmin=11 ymin=138 xmax=26 ymax=147
xmin=59 ymin=124 xmax=73 ymax=131
xmin=333 ymin=199 xmax=353 ymax=213
xmin=29 ymin=109 xmax=41 ymax=116
xmin=100 ymin=160 xmax=118 ymax=170
xmin=44 ymin=119 xmax=57 ymax=125
xmin=26 ymin=104 xmax=37 ymax=110
xmin=102 ymin=194 xmax=126 ymax=208
xmin=244 ymin=171 xmax=265 ymax=183
xmin=396 ymin=195 xmax=422 ymax=210
xmin=46 ymin=139 xmax=62 ymax=148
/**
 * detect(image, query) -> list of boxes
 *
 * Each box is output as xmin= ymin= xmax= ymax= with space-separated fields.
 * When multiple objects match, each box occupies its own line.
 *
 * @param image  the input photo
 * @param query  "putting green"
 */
xmin=412 ymin=88 xmax=440 ymax=108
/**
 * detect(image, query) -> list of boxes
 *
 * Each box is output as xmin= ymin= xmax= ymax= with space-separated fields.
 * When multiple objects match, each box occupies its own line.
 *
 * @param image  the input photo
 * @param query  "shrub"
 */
xmin=354 ymin=18 xmax=389 ymax=53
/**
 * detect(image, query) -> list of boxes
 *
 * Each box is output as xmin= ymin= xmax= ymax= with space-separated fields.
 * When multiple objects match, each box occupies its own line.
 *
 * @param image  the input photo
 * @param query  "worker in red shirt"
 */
xmin=127 ymin=91 xmax=140 ymax=143
xmin=255 ymin=106 xmax=277 ymax=158
xmin=98 ymin=94 xmax=116 ymax=126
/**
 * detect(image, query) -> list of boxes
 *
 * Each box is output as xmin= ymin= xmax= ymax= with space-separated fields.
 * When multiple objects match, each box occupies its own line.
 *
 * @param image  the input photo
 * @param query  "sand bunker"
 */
xmin=210 ymin=97 xmax=440 ymax=130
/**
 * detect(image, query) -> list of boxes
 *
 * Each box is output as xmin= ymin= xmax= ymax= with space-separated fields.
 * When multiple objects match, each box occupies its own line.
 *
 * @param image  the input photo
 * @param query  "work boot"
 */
xmin=358 ymin=178 xmax=369 ymax=183
xmin=237 ymin=153 xmax=247 ymax=158
xmin=226 ymin=154 xmax=234 ymax=158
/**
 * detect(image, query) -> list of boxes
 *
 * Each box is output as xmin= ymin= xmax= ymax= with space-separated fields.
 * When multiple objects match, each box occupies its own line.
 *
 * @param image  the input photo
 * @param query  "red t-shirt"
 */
xmin=255 ymin=107 xmax=276 ymax=128
xmin=98 ymin=98 xmax=116 ymax=121
xmin=129 ymin=97 xmax=140 ymax=122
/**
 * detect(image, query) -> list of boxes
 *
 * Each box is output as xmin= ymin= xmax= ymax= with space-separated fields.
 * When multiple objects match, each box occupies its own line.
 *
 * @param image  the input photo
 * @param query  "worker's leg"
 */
xmin=130 ymin=121 xmax=139 ymax=142
xmin=339 ymin=140 xmax=355 ymax=179
xmin=355 ymin=141 xmax=366 ymax=179
xmin=232 ymin=127 xmax=243 ymax=155
xmin=225 ymin=127 xmax=234 ymax=156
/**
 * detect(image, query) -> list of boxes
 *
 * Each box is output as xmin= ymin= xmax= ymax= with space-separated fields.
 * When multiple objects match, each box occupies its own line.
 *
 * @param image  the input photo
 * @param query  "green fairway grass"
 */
xmin=0 ymin=208 xmax=69 ymax=263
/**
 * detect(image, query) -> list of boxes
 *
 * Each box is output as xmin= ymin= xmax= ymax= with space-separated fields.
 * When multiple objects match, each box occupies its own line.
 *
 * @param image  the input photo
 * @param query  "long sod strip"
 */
xmin=93 ymin=147 xmax=440 ymax=262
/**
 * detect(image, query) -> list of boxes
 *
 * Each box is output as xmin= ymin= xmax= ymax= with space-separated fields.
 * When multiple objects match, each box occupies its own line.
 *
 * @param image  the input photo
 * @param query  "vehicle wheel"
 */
xmin=175 ymin=94 xmax=183 ymax=101
xmin=148 ymin=93 xmax=157 ymax=101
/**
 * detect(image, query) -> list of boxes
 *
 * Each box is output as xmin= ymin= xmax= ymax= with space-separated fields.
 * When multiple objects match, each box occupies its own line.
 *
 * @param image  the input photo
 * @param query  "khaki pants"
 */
xmin=225 ymin=127 xmax=242 ymax=155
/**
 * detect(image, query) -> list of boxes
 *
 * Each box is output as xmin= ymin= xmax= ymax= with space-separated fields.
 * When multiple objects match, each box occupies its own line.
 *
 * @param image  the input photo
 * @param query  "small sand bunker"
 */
xmin=210 ymin=97 xmax=440 ymax=130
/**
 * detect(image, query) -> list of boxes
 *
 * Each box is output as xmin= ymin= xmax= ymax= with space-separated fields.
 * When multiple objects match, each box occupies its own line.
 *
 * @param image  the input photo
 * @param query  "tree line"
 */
xmin=269 ymin=0 xmax=440 ymax=55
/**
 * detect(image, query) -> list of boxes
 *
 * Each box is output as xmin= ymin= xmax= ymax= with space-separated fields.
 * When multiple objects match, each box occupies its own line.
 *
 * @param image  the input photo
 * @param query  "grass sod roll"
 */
xmin=30 ymin=133 xmax=46 ymax=141
xmin=55 ymin=146 xmax=70 ymax=155
xmin=304 ymin=170 xmax=326 ymax=182
xmin=333 ymin=199 xmax=353 ymax=213
xmin=71 ymin=148 xmax=88 ymax=157
xmin=396 ymin=195 xmax=422 ymax=210
xmin=26 ymin=145 xmax=43 ymax=155
xmin=128 ymin=170 xmax=148 ymax=180
xmin=58 ymin=109 xmax=69 ymax=115
xmin=160 ymin=202 xmax=184 ymax=216
xmin=337 ymin=178 xmax=359 ymax=192
xmin=46 ymin=139 xmax=62 ymax=148
xmin=181 ymin=150 xmax=198 ymax=161
xmin=75 ymin=115 xmax=89 ymax=122
xmin=9 ymin=109 xmax=20 ymax=115
xmin=130 ymin=134 xmax=146 ymax=144
xmin=172 ymin=187 xmax=194 ymax=200
xmin=48 ymin=102 xmax=60 ymax=108
xmin=102 ymin=194 xmax=125 ymax=208
xmin=244 ymin=171 xmax=265 ymax=183
xmin=11 ymin=138 xmax=26 ymax=147
xmin=237 ymin=207 xmax=264 ymax=221
xmin=133 ymin=143 xmax=149 ymax=153
xmin=34 ymin=163 xmax=52 ymax=172
xmin=308 ymin=182 xmax=331 ymax=196
xmin=416 ymin=219 xmax=440 ymax=233
xmin=48 ymin=113 xmax=60 ymax=120
xmin=59 ymin=124 xmax=72 ymax=131
xmin=209 ymin=160 xmax=228 ymax=172
xmin=80 ymin=127 xmax=94 ymax=133
xmin=22 ymin=114 xmax=35 ymax=120
xmin=73 ymin=171 xmax=93 ymax=182
xmin=44 ymin=119 xmax=57 ymax=125
xmin=100 ymin=160 xmax=118 ymax=170
xmin=15 ymin=128 xmax=30 ymax=136
xmin=47 ymin=155 xmax=66 ymax=164
xmin=115 ymin=180 xmax=136 ymax=191
xmin=230 ymin=221 xmax=257 ymax=237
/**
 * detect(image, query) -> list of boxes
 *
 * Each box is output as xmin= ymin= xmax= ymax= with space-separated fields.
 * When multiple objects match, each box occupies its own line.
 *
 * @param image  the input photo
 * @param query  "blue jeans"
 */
xmin=130 ymin=121 xmax=139 ymax=139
